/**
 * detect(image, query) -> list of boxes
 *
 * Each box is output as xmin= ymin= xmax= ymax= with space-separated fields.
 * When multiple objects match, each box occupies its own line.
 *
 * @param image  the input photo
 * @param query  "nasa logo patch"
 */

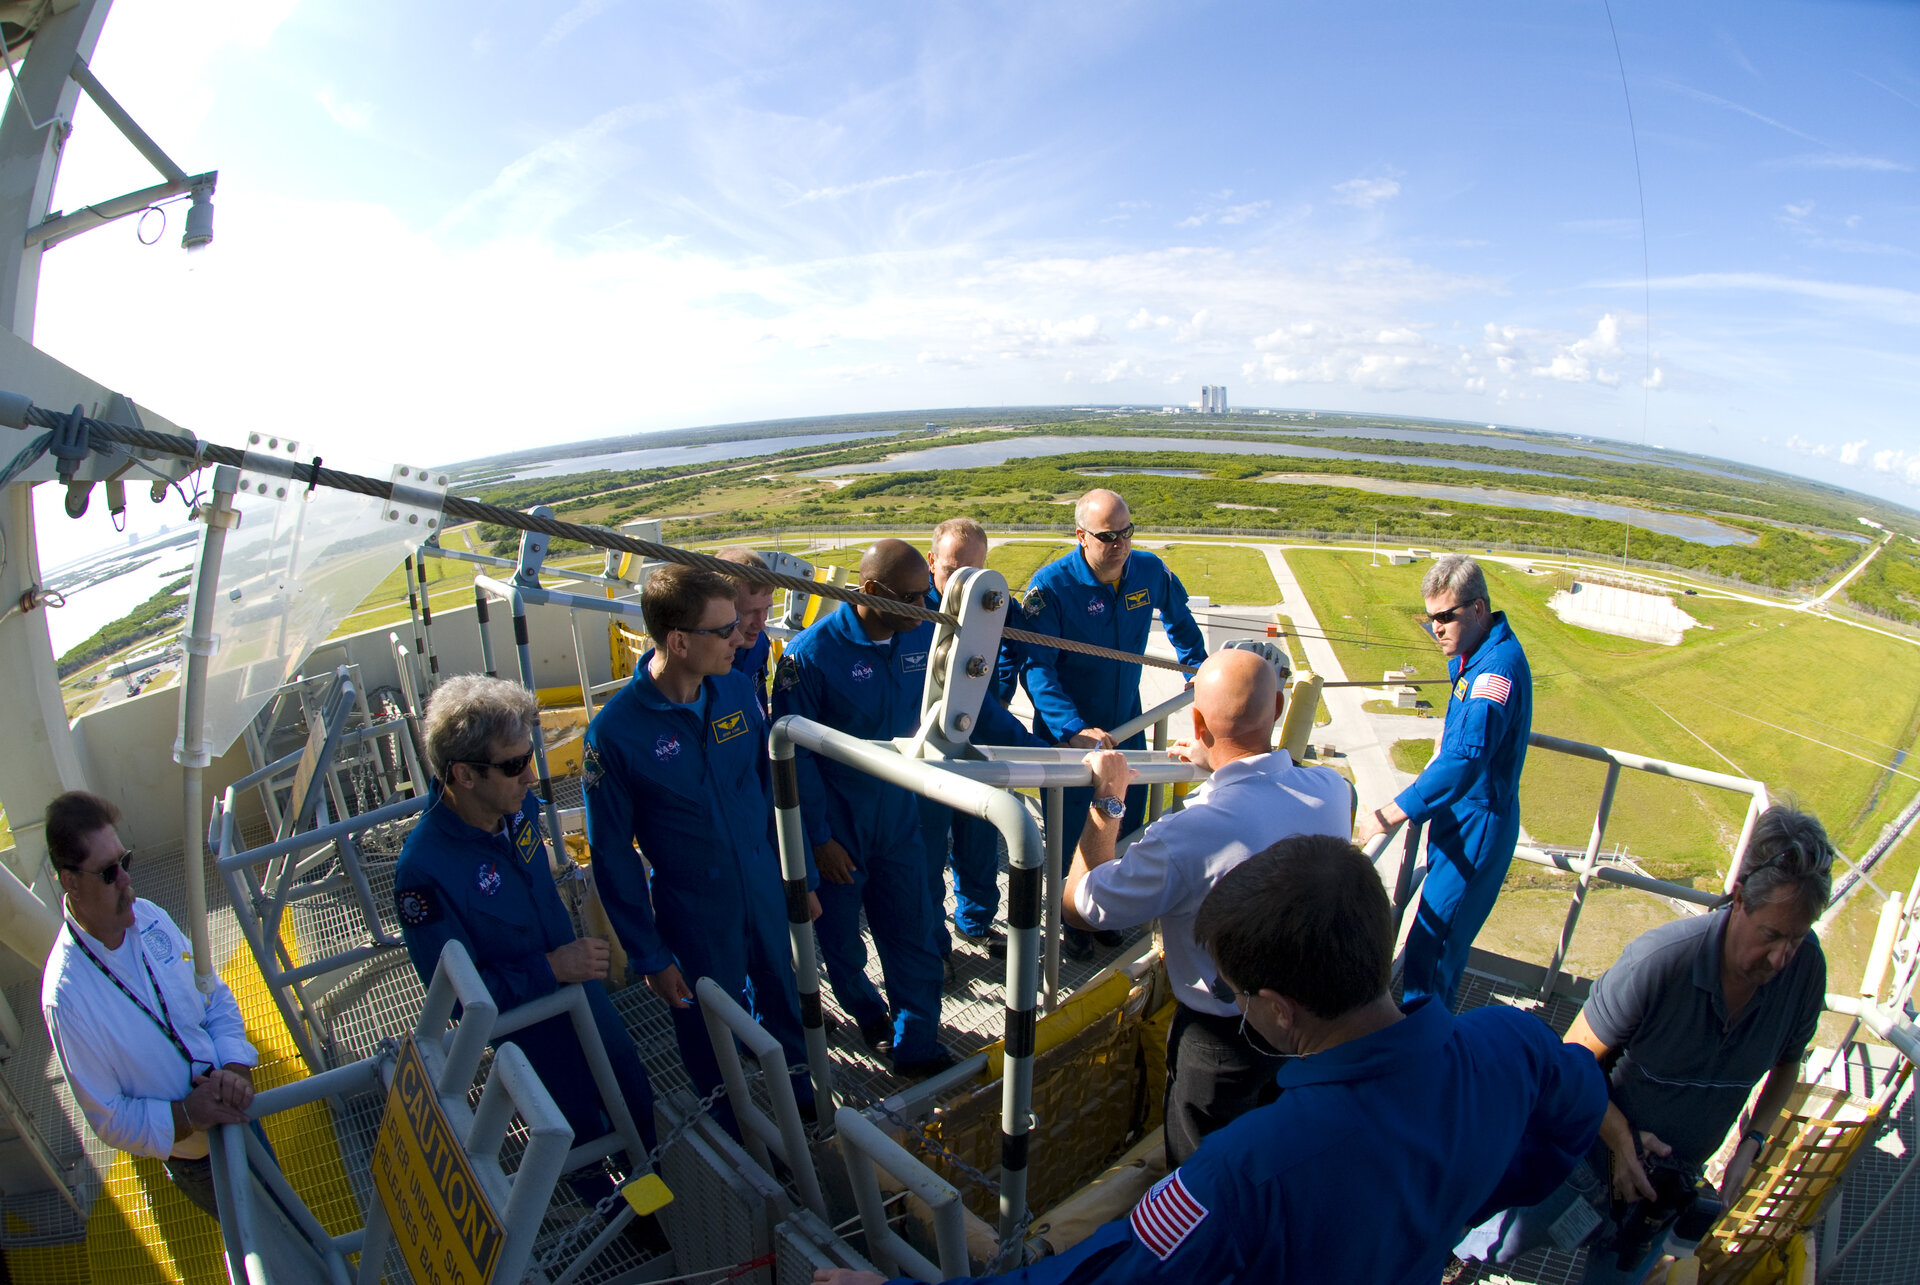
xmin=397 ymin=886 xmax=441 ymax=926
xmin=711 ymin=710 xmax=748 ymax=743
xmin=1021 ymin=587 xmax=1045 ymax=617
xmin=475 ymin=863 xmax=503 ymax=896
xmin=654 ymin=734 xmax=683 ymax=762
xmin=850 ymin=661 xmax=874 ymax=683
xmin=1086 ymin=597 xmax=1106 ymax=616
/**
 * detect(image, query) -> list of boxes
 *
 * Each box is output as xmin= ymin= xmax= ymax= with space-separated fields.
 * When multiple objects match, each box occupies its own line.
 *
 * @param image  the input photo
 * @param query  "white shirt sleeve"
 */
xmin=1072 ymin=823 xmax=1192 ymax=929
xmin=44 ymin=997 xmax=178 ymax=1161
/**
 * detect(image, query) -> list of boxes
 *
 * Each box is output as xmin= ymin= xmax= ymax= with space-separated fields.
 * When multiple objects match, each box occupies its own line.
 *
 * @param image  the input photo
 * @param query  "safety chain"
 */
xmin=8 ymin=404 xmax=1202 ymax=676
xmin=867 ymin=1097 xmax=1037 ymax=1272
xmin=530 ymin=1061 xmax=816 ymax=1279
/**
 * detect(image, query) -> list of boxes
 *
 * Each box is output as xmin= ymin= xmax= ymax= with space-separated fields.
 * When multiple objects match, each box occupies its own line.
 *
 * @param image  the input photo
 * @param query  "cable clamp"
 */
xmin=182 ymin=632 xmax=219 ymax=657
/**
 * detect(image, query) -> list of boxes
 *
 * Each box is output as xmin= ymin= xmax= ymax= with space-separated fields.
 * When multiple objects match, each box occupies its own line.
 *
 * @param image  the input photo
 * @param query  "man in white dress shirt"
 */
xmin=40 ymin=791 xmax=259 ymax=1219
xmin=1065 ymin=647 xmax=1352 ymax=1166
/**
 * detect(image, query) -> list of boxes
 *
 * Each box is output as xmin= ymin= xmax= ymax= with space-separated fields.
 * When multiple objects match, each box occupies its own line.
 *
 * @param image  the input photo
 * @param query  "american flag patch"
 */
xmin=1130 ymin=1171 xmax=1209 ymax=1261
xmin=1471 ymin=672 xmax=1513 ymax=705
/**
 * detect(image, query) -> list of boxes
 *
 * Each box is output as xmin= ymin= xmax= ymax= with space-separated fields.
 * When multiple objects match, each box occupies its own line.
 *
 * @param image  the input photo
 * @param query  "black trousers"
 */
xmin=1164 ymin=1002 xmax=1285 ymax=1168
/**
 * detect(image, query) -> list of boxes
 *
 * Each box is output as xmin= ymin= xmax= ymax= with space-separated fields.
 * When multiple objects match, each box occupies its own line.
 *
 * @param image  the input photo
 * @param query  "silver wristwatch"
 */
xmin=1090 ymin=795 xmax=1126 ymax=819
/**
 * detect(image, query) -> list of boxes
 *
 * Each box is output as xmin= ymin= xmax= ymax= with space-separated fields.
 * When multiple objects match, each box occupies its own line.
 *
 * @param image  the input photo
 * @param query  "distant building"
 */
xmin=1217 ymin=386 xmax=1228 ymax=412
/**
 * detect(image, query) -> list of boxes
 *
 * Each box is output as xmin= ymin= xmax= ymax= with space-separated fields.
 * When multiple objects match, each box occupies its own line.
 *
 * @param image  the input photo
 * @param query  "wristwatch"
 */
xmin=1090 ymin=796 xmax=1126 ymax=819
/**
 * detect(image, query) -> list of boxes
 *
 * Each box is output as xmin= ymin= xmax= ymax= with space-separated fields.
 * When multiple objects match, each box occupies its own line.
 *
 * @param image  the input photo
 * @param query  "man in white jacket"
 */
xmin=40 ymin=791 xmax=258 ymax=1218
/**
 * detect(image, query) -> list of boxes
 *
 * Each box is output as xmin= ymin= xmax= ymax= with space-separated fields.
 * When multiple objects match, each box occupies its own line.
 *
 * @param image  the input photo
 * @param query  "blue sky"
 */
xmin=24 ymin=0 xmax=1920 ymax=561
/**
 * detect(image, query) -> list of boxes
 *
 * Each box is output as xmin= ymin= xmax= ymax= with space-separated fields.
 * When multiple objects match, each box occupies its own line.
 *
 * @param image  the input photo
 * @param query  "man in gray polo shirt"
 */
xmin=1457 ymin=805 xmax=1834 ymax=1283
xmin=1067 ymin=646 xmax=1351 ymax=1166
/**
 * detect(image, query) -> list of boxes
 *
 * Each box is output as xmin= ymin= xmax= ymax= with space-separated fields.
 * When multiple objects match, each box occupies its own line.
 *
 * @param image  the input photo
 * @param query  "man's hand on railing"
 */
xmin=1062 ymin=727 xmax=1115 ymax=750
xmin=547 ymin=936 xmax=611 ymax=984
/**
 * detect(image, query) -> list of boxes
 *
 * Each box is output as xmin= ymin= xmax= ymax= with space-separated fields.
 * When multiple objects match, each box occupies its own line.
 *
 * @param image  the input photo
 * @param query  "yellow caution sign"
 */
xmin=371 ymin=1035 xmax=506 ymax=1284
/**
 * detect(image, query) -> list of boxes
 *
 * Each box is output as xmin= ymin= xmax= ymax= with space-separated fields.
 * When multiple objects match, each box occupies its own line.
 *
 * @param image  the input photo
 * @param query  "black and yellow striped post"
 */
xmin=768 ymin=727 xmax=840 ymax=1121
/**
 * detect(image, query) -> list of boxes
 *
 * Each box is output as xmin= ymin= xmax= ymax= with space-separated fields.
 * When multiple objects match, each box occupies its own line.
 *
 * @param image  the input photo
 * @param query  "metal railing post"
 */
xmin=768 ymin=732 xmax=839 ymax=1120
xmin=695 ymin=977 xmax=828 ymax=1217
xmin=1043 ymin=786 xmax=1063 ymax=1010
xmin=835 ymin=1108 xmax=971 ymax=1281
xmin=1540 ymin=761 xmax=1621 ymax=1001
xmin=415 ymin=552 xmax=440 ymax=690
xmin=473 ymin=582 xmax=497 ymax=677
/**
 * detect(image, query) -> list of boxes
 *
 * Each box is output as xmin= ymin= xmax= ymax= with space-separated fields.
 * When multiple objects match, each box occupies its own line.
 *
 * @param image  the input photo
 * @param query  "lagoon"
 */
xmin=1256 ymin=473 xmax=1757 ymax=546
xmin=809 ymin=435 xmax=1577 ymax=479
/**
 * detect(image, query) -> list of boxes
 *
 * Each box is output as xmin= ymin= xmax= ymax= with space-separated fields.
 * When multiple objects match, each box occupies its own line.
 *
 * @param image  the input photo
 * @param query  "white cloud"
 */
xmin=1773 ymin=153 xmax=1911 ymax=172
xmin=1217 ymin=201 xmax=1270 ymax=225
xmin=1867 ymin=449 xmax=1920 ymax=487
xmin=542 ymin=0 xmax=628 ymax=48
xmin=1529 ymin=314 xmax=1624 ymax=386
xmin=791 ymin=169 xmax=945 ymax=202
xmin=1333 ymin=177 xmax=1400 ymax=208
xmin=1840 ymin=439 xmax=1867 ymax=466
xmin=315 ymin=88 xmax=372 ymax=132
xmin=1602 ymin=273 xmax=1920 ymax=326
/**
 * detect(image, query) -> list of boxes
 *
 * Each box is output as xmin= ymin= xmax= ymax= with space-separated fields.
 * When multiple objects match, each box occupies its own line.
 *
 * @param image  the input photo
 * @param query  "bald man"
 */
xmin=1067 ymin=648 xmax=1353 ymax=1165
xmin=775 ymin=540 xmax=965 ymax=1074
xmin=1019 ymin=488 xmax=1206 ymax=959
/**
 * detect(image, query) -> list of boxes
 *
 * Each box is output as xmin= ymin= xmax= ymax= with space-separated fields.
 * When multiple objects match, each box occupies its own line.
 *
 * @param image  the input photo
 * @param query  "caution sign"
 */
xmin=372 ymin=1035 xmax=505 ymax=1283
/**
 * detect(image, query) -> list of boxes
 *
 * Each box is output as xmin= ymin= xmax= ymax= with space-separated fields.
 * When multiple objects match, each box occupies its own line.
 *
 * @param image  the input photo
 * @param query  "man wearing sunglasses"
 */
xmin=395 ymin=675 xmax=659 ymax=1210
xmin=585 ymin=563 xmax=815 ymax=1125
xmin=1353 ymin=553 xmax=1533 ymax=1008
xmin=40 ymin=790 xmax=259 ymax=1219
xmin=1018 ymin=489 xmax=1207 ymax=960
xmin=777 ymin=539 xmax=1037 ymax=1076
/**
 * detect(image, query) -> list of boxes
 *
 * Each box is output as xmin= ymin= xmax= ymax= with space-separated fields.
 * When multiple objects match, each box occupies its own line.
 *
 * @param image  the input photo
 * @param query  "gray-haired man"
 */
xmin=1354 ymin=553 xmax=1531 ymax=1006
xmin=1457 ymin=806 xmax=1834 ymax=1283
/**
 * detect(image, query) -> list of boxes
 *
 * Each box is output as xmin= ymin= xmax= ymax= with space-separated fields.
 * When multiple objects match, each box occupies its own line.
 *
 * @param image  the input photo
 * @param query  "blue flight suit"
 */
xmin=881 ymin=998 xmax=1606 ymax=1285
xmin=918 ymin=583 xmax=1043 ymax=951
xmin=1018 ymin=549 xmax=1206 ymax=833
xmin=1393 ymin=611 xmax=1533 ymax=1007
xmin=583 ymin=659 xmax=813 ymax=1115
xmin=773 ymin=607 xmax=948 ymax=1060
xmin=394 ymin=786 xmax=657 ymax=1199
xmin=731 ymin=628 xmax=772 ymax=719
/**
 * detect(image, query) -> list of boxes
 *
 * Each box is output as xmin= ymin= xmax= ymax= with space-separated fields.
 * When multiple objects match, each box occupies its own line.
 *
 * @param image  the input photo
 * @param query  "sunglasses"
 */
xmin=1424 ymin=599 xmax=1482 ymax=626
xmin=677 ymin=618 xmax=741 ymax=640
xmin=1206 ymin=974 xmax=1245 ymax=1005
xmin=1086 ymin=525 xmax=1135 ymax=545
xmin=865 ymin=582 xmax=929 ymax=607
xmin=73 ymin=850 xmax=133 ymax=885
xmin=459 ymin=749 xmax=536 ymax=777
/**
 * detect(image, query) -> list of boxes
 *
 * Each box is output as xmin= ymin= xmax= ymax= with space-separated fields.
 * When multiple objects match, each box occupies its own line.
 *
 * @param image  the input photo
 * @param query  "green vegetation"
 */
xmin=1286 ymin=550 xmax=1920 ymax=889
xmin=1843 ymin=539 xmax=1920 ymax=627
xmin=1391 ymin=738 xmax=1437 ymax=773
xmin=1158 ymin=544 xmax=1279 ymax=604
xmin=57 ymin=577 xmax=190 ymax=678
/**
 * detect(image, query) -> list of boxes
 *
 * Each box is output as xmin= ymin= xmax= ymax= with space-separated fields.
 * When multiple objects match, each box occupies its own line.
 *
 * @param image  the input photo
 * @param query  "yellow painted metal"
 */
xmin=11 ymin=916 xmax=362 ymax=1283
xmin=1278 ymin=672 xmax=1322 ymax=761
xmin=621 ymin=1173 xmax=674 ymax=1217
xmin=371 ymin=1036 xmax=506 ymax=1283
xmin=980 ymin=969 xmax=1129 ymax=1082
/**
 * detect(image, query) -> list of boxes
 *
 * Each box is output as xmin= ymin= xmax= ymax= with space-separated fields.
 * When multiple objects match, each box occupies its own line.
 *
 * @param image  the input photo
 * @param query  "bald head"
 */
xmin=861 ymin=538 xmax=926 ymax=586
xmin=1191 ymin=649 xmax=1281 ymax=753
xmin=1074 ymin=489 xmax=1128 ymax=531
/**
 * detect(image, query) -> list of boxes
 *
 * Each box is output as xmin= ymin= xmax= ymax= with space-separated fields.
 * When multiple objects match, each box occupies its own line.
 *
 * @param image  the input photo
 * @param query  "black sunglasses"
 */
xmin=459 ymin=749 xmax=536 ymax=777
xmin=1424 ymin=598 xmax=1482 ymax=626
xmin=72 ymin=850 xmax=133 ymax=885
xmin=1087 ymin=524 xmax=1136 ymax=545
xmin=865 ymin=581 xmax=929 ymax=607
xmin=677 ymin=617 xmax=741 ymax=639
xmin=1207 ymin=975 xmax=1245 ymax=1005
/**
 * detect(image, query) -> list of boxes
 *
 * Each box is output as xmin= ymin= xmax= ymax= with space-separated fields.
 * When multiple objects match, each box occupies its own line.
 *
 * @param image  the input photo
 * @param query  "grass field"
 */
xmin=1391 ymin=738 xmax=1437 ymax=773
xmin=1158 ymin=544 xmax=1279 ymax=604
xmin=1286 ymin=549 xmax=1920 ymax=891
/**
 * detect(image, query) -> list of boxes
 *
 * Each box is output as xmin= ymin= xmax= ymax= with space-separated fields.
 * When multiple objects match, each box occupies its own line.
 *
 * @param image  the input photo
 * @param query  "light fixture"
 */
xmin=181 ymin=183 xmax=214 ymax=253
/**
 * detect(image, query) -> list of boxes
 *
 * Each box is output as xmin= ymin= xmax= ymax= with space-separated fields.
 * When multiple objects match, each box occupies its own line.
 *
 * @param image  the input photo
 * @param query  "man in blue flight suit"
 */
xmin=718 ymin=546 xmax=776 ymax=718
xmin=809 ymin=834 xmax=1607 ymax=1285
xmin=394 ymin=674 xmax=658 ymax=1207
xmin=1018 ymin=489 xmax=1207 ymax=958
xmin=585 ymin=563 xmax=816 ymax=1123
xmin=1355 ymin=554 xmax=1533 ymax=1007
xmin=918 ymin=517 xmax=1036 ymax=972
xmin=774 ymin=539 xmax=961 ymax=1076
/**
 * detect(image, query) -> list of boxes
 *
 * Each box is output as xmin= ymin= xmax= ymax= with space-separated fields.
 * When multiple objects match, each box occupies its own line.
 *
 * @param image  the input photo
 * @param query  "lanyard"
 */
xmin=67 ymin=920 xmax=203 ymax=1074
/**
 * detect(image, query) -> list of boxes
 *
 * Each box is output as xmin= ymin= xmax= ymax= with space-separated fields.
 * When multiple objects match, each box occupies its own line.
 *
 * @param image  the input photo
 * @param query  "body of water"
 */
xmin=1207 ymin=424 xmax=1758 ymax=482
xmin=494 ymin=429 xmax=898 ymax=481
xmin=1081 ymin=468 xmax=1211 ymax=478
xmin=43 ymin=529 xmax=199 ymax=656
xmin=1256 ymin=473 xmax=1757 ymax=546
xmin=808 ymin=435 xmax=1577 ymax=478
